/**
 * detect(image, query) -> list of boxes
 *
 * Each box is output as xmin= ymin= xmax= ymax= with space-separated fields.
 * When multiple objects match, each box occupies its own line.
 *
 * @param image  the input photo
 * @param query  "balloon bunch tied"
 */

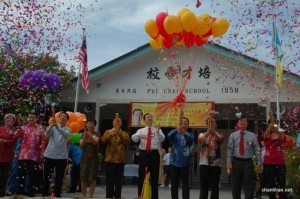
xmin=48 ymin=107 xmax=87 ymax=133
xmin=145 ymin=8 xmax=230 ymax=49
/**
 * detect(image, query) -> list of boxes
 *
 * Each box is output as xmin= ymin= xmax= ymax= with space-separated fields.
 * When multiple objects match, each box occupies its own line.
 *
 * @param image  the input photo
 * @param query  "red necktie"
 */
xmin=239 ymin=131 xmax=245 ymax=156
xmin=145 ymin=127 xmax=152 ymax=150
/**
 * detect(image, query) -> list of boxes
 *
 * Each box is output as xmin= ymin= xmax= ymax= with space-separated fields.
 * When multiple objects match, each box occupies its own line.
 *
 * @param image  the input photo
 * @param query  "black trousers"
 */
xmin=262 ymin=164 xmax=287 ymax=199
xmin=199 ymin=165 xmax=221 ymax=199
xmin=17 ymin=160 xmax=39 ymax=196
xmin=70 ymin=164 xmax=80 ymax=192
xmin=170 ymin=165 xmax=190 ymax=199
xmin=42 ymin=157 xmax=67 ymax=197
xmin=138 ymin=150 xmax=160 ymax=199
xmin=105 ymin=162 xmax=125 ymax=198
xmin=0 ymin=162 xmax=10 ymax=196
xmin=231 ymin=158 xmax=255 ymax=199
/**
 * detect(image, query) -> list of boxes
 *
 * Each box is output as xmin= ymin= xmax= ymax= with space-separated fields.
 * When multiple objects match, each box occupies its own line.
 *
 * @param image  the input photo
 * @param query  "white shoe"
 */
xmin=160 ymin=184 xmax=165 ymax=188
xmin=169 ymin=184 xmax=171 ymax=188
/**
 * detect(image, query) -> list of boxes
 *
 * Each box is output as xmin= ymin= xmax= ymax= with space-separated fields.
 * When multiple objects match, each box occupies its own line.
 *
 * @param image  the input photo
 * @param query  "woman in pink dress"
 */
xmin=0 ymin=114 xmax=18 ymax=197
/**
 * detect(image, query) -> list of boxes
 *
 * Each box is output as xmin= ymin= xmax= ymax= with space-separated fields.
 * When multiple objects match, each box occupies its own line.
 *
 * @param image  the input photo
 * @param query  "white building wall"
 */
xmin=62 ymin=46 xmax=300 ymax=105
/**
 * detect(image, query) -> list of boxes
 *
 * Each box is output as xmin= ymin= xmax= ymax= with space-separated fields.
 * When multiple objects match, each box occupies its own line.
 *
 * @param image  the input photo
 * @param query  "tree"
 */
xmin=0 ymin=49 xmax=75 ymax=125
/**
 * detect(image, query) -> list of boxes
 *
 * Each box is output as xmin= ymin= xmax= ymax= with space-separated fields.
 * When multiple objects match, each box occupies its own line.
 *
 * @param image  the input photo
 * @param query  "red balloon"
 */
xmin=183 ymin=31 xmax=195 ymax=48
xmin=202 ymin=28 xmax=212 ymax=38
xmin=195 ymin=35 xmax=206 ymax=46
xmin=163 ymin=38 xmax=173 ymax=49
xmin=156 ymin=12 xmax=170 ymax=39
xmin=176 ymin=32 xmax=184 ymax=42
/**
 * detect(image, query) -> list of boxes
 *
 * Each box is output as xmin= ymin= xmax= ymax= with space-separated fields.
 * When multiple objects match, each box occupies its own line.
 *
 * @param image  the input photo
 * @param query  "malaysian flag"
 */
xmin=78 ymin=34 xmax=90 ymax=93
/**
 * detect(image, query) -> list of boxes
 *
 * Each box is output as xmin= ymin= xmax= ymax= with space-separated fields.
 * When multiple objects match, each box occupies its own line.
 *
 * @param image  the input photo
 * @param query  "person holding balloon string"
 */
xmin=260 ymin=111 xmax=287 ymax=199
xmin=42 ymin=111 xmax=71 ymax=198
xmin=79 ymin=118 xmax=100 ymax=199
xmin=167 ymin=114 xmax=194 ymax=199
xmin=198 ymin=112 xmax=224 ymax=199
xmin=131 ymin=113 xmax=165 ymax=199
xmin=101 ymin=113 xmax=131 ymax=199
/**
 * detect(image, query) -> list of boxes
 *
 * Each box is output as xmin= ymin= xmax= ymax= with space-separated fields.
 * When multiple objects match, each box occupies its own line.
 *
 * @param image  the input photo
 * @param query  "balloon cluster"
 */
xmin=48 ymin=111 xmax=87 ymax=133
xmin=145 ymin=8 xmax=229 ymax=49
xmin=18 ymin=70 xmax=62 ymax=90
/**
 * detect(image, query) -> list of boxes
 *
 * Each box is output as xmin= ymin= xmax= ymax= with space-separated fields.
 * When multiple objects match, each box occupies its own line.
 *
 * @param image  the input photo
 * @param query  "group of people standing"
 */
xmin=0 ymin=111 xmax=72 ymax=198
xmin=0 ymin=110 xmax=296 ymax=199
xmin=0 ymin=111 xmax=118 ymax=199
xmin=132 ymin=113 xmax=292 ymax=199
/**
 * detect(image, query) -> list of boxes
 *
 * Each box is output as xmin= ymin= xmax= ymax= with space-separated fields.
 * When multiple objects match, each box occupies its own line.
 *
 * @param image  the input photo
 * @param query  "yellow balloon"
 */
xmin=212 ymin=18 xmax=230 ymax=37
xmin=202 ymin=35 xmax=211 ymax=42
xmin=192 ymin=18 xmax=201 ymax=35
xmin=164 ymin=15 xmax=182 ymax=34
xmin=175 ymin=40 xmax=183 ymax=48
xmin=180 ymin=11 xmax=197 ymax=32
xmin=145 ymin=19 xmax=159 ymax=38
xmin=177 ymin=7 xmax=190 ymax=18
xmin=197 ymin=13 xmax=214 ymax=36
xmin=149 ymin=36 xmax=163 ymax=50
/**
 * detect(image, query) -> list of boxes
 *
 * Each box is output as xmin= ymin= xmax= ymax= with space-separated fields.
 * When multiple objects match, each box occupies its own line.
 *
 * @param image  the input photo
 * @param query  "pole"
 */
xmin=273 ymin=15 xmax=281 ymax=128
xmin=74 ymin=28 xmax=86 ymax=112
xmin=74 ymin=63 xmax=81 ymax=112
xmin=275 ymin=59 xmax=281 ymax=128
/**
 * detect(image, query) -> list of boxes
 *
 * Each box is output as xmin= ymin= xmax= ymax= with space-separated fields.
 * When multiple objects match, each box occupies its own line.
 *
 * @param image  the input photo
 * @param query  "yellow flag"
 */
xmin=276 ymin=57 xmax=283 ymax=87
xmin=141 ymin=167 xmax=151 ymax=199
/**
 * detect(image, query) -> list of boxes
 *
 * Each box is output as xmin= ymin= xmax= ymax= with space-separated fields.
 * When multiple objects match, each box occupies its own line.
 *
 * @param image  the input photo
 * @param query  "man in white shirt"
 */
xmin=132 ymin=113 xmax=165 ymax=199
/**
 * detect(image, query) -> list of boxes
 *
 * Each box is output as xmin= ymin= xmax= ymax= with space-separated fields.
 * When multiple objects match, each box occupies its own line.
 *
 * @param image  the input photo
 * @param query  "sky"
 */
xmin=0 ymin=0 xmax=299 ymax=75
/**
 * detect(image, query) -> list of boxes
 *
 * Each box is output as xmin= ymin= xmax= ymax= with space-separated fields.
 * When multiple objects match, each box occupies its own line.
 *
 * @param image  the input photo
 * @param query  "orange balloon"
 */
xmin=197 ymin=13 xmax=214 ymax=36
xmin=48 ymin=117 xmax=54 ymax=125
xmin=202 ymin=35 xmax=211 ymax=42
xmin=177 ymin=7 xmax=190 ymax=18
xmin=149 ymin=36 xmax=163 ymax=50
xmin=212 ymin=18 xmax=229 ymax=37
xmin=75 ymin=112 xmax=87 ymax=120
xmin=66 ymin=120 xmax=71 ymax=127
xmin=164 ymin=15 xmax=182 ymax=34
xmin=180 ymin=11 xmax=196 ymax=32
xmin=192 ymin=17 xmax=201 ymax=35
xmin=55 ymin=111 xmax=62 ymax=123
xmin=69 ymin=122 xmax=81 ymax=133
xmin=145 ymin=19 xmax=159 ymax=38
xmin=67 ymin=111 xmax=77 ymax=123
xmin=175 ymin=40 xmax=183 ymax=48
xmin=77 ymin=116 xmax=86 ymax=130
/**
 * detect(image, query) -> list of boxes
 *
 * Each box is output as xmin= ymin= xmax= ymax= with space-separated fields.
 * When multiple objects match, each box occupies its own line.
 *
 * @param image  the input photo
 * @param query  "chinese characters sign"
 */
xmin=130 ymin=102 xmax=214 ymax=128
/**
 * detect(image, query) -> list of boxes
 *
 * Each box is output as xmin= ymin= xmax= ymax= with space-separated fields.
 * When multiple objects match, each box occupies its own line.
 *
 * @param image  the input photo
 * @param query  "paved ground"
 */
xmin=4 ymin=183 xmax=255 ymax=199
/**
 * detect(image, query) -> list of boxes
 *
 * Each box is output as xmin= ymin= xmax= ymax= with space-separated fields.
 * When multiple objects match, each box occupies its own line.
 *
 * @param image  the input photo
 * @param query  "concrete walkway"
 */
xmin=5 ymin=183 xmax=252 ymax=199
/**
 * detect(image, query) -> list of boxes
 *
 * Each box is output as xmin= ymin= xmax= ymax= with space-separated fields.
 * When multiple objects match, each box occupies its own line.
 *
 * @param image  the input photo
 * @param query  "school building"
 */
xmin=61 ymin=43 xmax=300 ymax=182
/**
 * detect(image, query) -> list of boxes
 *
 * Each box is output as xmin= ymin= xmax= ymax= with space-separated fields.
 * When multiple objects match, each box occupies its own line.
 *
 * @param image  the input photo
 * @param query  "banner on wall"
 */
xmin=130 ymin=102 xmax=214 ymax=128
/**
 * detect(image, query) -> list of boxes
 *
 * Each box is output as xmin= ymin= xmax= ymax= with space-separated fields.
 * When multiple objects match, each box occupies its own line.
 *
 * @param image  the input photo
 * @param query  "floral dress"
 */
xmin=80 ymin=132 xmax=100 ymax=182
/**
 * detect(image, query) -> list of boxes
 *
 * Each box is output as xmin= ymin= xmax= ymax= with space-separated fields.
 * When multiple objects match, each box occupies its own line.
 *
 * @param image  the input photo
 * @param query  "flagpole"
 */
xmin=272 ymin=15 xmax=281 ymax=128
xmin=275 ymin=55 xmax=281 ymax=128
xmin=74 ymin=28 xmax=86 ymax=112
xmin=74 ymin=64 xmax=81 ymax=113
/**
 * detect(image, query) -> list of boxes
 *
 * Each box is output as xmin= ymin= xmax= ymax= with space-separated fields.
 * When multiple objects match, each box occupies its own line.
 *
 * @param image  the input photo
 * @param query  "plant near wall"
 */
xmin=285 ymin=137 xmax=300 ymax=198
xmin=0 ymin=50 xmax=75 ymax=124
